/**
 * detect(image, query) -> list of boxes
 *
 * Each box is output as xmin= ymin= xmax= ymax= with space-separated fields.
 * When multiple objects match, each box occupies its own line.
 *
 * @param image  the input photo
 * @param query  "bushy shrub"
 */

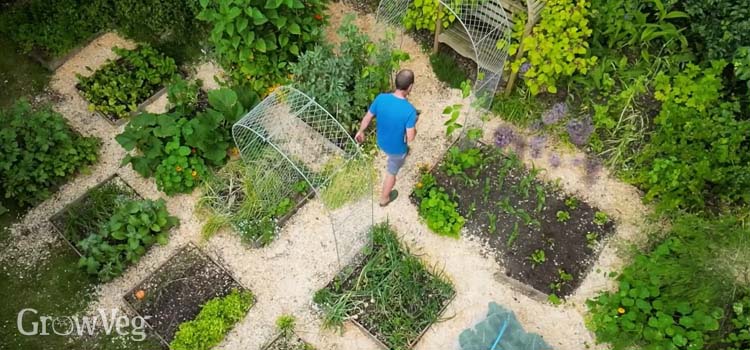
xmin=197 ymin=0 xmax=328 ymax=91
xmin=403 ymin=0 xmax=459 ymax=32
xmin=587 ymin=213 xmax=750 ymax=349
xmin=633 ymin=61 xmax=750 ymax=212
xmin=0 ymin=100 xmax=100 ymax=206
xmin=680 ymin=0 xmax=750 ymax=61
xmin=170 ymin=289 xmax=254 ymax=350
xmin=291 ymin=17 xmax=409 ymax=134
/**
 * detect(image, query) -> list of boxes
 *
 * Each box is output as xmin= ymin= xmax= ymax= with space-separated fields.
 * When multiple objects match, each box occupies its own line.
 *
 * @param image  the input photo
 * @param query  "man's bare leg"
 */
xmin=381 ymin=173 xmax=397 ymax=205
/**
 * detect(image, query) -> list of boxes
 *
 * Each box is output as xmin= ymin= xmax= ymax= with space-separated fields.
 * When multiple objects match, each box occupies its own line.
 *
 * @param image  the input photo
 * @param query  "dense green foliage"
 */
xmin=0 ymin=0 xmax=206 ymax=62
xmin=116 ymin=82 xmax=258 ymax=195
xmin=413 ymin=173 xmax=465 ymax=238
xmin=77 ymin=198 xmax=178 ymax=281
xmin=0 ymin=100 xmax=99 ymax=206
xmin=56 ymin=181 xmax=138 ymax=244
xmin=680 ymin=0 xmax=750 ymax=62
xmin=314 ymin=223 xmax=455 ymax=349
xmin=587 ymin=213 xmax=750 ymax=349
xmin=197 ymin=0 xmax=328 ymax=91
xmin=403 ymin=0 xmax=458 ymax=32
xmin=292 ymin=18 xmax=409 ymax=134
xmin=170 ymin=289 xmax=254 ymax=350
xmin=430 ymin=51 xmax=469 ymax=89
xmin=633 ymin=61 xmax=750 ymax=212
xmin=77 ymin=45 xmax=177 ymax=121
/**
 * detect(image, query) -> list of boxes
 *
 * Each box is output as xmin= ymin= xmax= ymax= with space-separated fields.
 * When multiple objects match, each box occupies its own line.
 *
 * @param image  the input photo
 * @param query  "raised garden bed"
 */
xmin=76 ymin=45 xmax=176 ymax=125
xmin=414 ymin=144 xmax=615 ymax=299
xmin=50 ymin=174 xmax=140 ymax=256
xmin=123 ymin=243 xmax=251 ymax=347
xmin=314 ymin=223 xmax=455 ymax=350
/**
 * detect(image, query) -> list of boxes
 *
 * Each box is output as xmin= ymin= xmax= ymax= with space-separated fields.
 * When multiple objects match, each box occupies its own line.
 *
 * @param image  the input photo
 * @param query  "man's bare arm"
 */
xmin=355 ymin=111 xmax=374 ymax=143
xmin=406 ymin=127 xmax=416 ymax=143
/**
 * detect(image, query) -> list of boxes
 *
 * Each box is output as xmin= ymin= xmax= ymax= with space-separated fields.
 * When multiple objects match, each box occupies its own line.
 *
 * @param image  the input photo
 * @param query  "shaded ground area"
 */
xmin=0 ymin=36 xmax=49 ymax=108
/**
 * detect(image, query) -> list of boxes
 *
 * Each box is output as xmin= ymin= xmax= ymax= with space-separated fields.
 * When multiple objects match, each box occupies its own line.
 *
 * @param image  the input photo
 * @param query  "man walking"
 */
xmin=355 ymin=69 xmax=417 ymax=207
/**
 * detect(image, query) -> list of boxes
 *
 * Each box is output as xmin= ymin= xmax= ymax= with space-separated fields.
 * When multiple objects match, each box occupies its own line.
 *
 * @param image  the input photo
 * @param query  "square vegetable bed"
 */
xmin=414 ymin=145 xmax=615 ymax=299
xmin=50 ymin=174 xmax=140 ymax=256
xmin=76 ymin=45 xmax=177 ymax=125
xmin=123 ymin=243 xmax=251 ymax=346
xmin=314 ymin=223 xmax=455 ymax=350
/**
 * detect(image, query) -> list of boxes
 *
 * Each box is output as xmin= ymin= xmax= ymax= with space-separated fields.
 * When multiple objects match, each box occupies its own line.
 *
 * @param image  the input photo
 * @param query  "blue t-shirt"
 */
xmin=368 ymin=93 xmax=417 ymax=155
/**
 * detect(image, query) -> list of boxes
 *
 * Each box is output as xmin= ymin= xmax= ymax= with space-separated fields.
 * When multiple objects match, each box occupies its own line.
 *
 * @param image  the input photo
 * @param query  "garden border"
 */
xmin=121 ymin=242 xmax=252 ymax=348
xmin=48 ymin=173 xmax=142 ymax=258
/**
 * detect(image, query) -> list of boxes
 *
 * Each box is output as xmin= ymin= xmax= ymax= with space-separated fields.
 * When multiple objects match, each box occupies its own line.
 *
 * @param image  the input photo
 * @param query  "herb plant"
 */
xmin=77 ymin=199 xmax=178 ymax=281
xmin=170 ymin=289 xmax=254 ymax=350
xmin=0 ymin=100 xmax=100 ymax=206
xmin=77 ymin=45 xmax=177 ymax=121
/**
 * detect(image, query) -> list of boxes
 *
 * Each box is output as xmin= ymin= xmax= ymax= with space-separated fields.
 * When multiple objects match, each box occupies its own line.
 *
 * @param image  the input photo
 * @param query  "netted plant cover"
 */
xmin=459 ymin=302 xmax=552 ymax=350
xmin=376 ymin=0 xmax=512 ymax=111
xmin=232 ymin=85 xmax=374 ymax=262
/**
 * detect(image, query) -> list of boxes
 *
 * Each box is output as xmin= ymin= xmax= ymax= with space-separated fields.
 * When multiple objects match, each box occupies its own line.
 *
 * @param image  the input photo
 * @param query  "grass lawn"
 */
xmin=0 ymin=36 xmax=49 ymax=108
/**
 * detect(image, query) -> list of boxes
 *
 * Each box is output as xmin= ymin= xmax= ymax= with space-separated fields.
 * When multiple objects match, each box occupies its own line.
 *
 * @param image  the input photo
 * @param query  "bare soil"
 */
xmin=124 ymin=244 xmax=246 ymax=344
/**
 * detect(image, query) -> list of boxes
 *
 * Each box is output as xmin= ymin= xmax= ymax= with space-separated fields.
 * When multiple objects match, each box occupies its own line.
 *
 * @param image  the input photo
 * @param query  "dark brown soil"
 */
xmin=124 ymin=244 xmax=246 ymax=345
xmin=336 ymin=0 xmax=379 ymax=15
xmin=427 ymin=145 xmax=614 ymax=297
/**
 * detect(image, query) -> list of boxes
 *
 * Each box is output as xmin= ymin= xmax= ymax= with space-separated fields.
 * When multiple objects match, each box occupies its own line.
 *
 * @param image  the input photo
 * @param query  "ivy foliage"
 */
xmin=587 ymin=213 xmax=750 ymax=350
xmin=116 ymin=81 xmax=259 ymax=195
xmin=633 ymin=61 xmax=750 ymax=212
xmin=291 ymin=17 xmax=409 ymax=134
xmin=511 ymin=0 xmax=597 ymax=94
xmin=197 ymin=0 xmax=328 ymax=91
xmin=0 ymin=100 xmax=100 ymax=206
xmin=170 ymin=289 xmax=254 ymax=350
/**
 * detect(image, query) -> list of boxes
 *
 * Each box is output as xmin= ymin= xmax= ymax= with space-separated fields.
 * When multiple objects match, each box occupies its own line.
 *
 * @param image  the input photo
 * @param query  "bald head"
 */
xmin=395 ymin=69 xmax=414 ymax=91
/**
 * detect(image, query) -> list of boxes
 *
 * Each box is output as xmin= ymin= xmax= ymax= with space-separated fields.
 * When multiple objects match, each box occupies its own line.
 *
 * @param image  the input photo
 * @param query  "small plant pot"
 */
xmin=122 ymin=243 xmax=252 ymax=348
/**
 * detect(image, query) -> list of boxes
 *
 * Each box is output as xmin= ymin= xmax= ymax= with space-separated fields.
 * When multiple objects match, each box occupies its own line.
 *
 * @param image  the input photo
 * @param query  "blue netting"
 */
xmin=459 ymin=302 xmax=553 ymax=350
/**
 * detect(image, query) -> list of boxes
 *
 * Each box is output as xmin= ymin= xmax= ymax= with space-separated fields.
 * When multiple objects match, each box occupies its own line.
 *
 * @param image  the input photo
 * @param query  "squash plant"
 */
xmin=197 ymin=0 xmax=328 ymax=91
xmin=77 ymin=198 xmax=178 ymax=281
xmin=116 ymin=84 xmax=259 ymax=195
xmin=77 ymin=45 xmax=177 ymax=121
xmin=511 ymin=0 xmax=597 ymax=94
xmin=0 ymin=100 xmax=100 ymax=206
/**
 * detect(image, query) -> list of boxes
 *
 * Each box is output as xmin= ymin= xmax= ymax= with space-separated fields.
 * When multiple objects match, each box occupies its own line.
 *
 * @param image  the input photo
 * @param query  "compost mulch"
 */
xmin=423 ymin=145 xmax=615 ymax=297
xmin=123 ymin=243 xmax=248 ymax=346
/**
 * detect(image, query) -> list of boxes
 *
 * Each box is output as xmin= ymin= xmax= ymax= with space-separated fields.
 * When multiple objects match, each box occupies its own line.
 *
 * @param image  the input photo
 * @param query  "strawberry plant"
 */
xmin=197 ymin=0 xmax=328 ymax=91
xmin=77 ymin=45 xmax=177 ymax=121
xmin=77 ymin=198 xmax=178 ymax=281
xmin=0 ymin=100 xmax=100 ymax=206
xmin=116 ymin=85 xmax=259 ymax=195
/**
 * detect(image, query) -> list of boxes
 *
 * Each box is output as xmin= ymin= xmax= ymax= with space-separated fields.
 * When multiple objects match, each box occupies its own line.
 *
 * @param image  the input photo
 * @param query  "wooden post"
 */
xmin=433 ymin=2 xmax=443 ymax=54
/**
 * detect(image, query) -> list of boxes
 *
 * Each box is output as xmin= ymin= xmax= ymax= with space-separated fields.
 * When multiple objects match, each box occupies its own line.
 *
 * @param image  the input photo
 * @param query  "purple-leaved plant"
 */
xmin=529 ymin=136 xmax=546 ymax=159
xmin=567 ymin=117 xmax=594 ymax=146
xmin=542 ymin=102 xmax=568 ymax=125
xmin=494 ymin=126 xmax=515 ymax=148
xmin=520 ymin=62 xmax=531 ymax=74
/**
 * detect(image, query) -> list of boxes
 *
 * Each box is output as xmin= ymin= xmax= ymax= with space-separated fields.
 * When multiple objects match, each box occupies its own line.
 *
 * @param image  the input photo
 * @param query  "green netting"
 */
xmin=459 ymin=302 xmax=553 ymax=350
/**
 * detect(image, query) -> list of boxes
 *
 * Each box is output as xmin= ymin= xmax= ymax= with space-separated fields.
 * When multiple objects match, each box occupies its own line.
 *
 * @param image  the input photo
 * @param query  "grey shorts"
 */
xmin=386 ymin=153 xmax=407 ymax=175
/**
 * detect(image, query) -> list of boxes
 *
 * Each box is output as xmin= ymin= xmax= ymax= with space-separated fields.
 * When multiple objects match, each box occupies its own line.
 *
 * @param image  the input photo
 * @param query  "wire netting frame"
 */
xmin=376 ymin=0 xmax=513 ymax=132
xmin=232 ymin=86 xmax=374 ymax=265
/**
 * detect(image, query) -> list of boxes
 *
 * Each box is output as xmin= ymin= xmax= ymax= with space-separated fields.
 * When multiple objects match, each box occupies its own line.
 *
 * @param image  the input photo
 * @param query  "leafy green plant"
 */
xmin=529 ymin=249 xmax=546 ymax=267
xmin=556 ymin=210 xmax=570 ymax=223
xmin=170 ymin=289 xmax=254 ymax=350
xmin=403 ymin=0 xmax=459 ymax=32
xmin=506 ymin=222 xmax=520 ymax=247
xmin=77 ymin=198 xmax=178 ymax=281
xmin=724 ymin=296 xmax=750 ymax=349
xmin=414 ymin=173 xmax=465 ymax=238
xmin=0 ymin=100 xmax=100 ymax=206
xmin=292 ymin=18 xmax=409 ymax=134
xmin=116 ymin=85 xmax=258 ymax=195
xmin=510 ymin=0 xmax=597 ymax=94
xmin=681 ymin=0 xmax=750 ymax=61
xmin=466 ymin=128 xmax=484 ymax=141
xmin=634 ymin=60 xmax=750 ymax=212
xmin=442 ymin=104 xmax=464 ymax=137
xmin=587 ymin=213 xmax=750 ymax=350
xmin=443 ymin=146 xmax=483 ymax=177
xmin=550 ymin=269 xmax=574 ymax=293
xmin=585 ymin=232 xmax=599 ymax=249
xmin=565 ymin=197 xmax=579 ymax=210
xmin=429 ymin=51 xmax=468 ymax=88
xmin=593 ymin=211 xmax=609 ymax=225
xmin=197 ymin=0 xmax=328 ymax=91
xmin=77 ymin=45 xmax=177 ymax=121
xmin=314 ymin=223 xmax=455 ymax=349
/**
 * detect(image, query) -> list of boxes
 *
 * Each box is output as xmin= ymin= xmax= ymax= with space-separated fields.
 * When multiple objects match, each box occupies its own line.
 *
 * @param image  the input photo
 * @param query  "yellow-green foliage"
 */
xmin=511 ymin=0 xmax=597 ymax=94
xmin=170 ymin=289 xmax=254 ymax=350
xmin=403 ymin=0 xmax=459 ymax=32
xmin=321 ymin=157 xmax=375 ymax=210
